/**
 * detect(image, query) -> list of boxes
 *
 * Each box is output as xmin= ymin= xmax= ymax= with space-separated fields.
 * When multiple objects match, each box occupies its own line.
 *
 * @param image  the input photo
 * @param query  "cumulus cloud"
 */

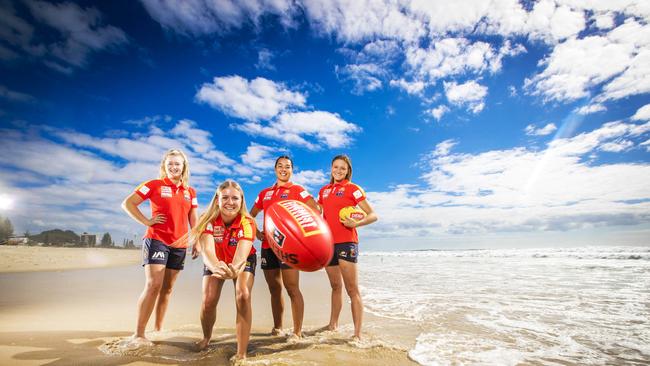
xmin=0 ymin=0 xmax=129 ymax=72
xmin=575 ymin=103 xmax=607 ymax=115
xmin=0 ymin=85 xmax=35 ymax=103
xmin=632 ymin=103 xmax=650 ymax=121
xmin=232 ymin=111 xmax=362 ymax=150
xmin=525 ymin=123 xmax=557 ymax=136
xmin=428 ymin=105 xmax=449 ymax=121
xmin=255 ymin=48 xmax=275 ymax=70
xmin=292 ymin=169 xmax=328 ymax=193
xmin=365 ymin=118 xmax=650 ymax=238
xmin=195 ymin=75 xmax=306 ymax=121
xmin=444 ymin=80 xmax=487 ymax=113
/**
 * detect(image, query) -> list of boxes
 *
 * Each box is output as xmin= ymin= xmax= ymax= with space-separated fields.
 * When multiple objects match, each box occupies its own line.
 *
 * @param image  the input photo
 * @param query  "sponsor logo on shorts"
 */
xmin=350 ymin=246 xmax=356 ymax=257
xmin=161 ymin=186 xmax=172 ymax=198
xmin=152 ymin=251 xmax=166 ymax=260
xmin=339 ymin=250 xmax=347 ymax=258
xmin=261 ymin=257 xmax=267 ymax=265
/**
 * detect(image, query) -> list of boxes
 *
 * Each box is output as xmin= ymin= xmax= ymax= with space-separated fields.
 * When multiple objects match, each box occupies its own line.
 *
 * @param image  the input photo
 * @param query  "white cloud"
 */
xmin=525 ymin=123 xmax=557 ymax=136
xmin=23 ymin=0 xmax=128 ymax=71
xmin=140 ymin=0 xmax=298 ymax=36
xmin=432 ymin=139 xmax=457 ymax=157
xmin=599 ymin=139 xmax=634 ymax=153
xmin=292 ymin=169 xmax=328 ymax=193
xmin=428 ymin=105 xmax=449 ymax=121
xmin=592 ymin=12 xmax=615 ymax=30
xmin=195 ymin=75 xmax=306 ymax=121
xmin=640 ymin=139 xmax=650 ymax=152
xmin=389 ymin=78 xmax=425 ymax=95
xmin=575 ymin=103 xmax=607 ymax=115
xmin=232 ymin=111 xmax=361 ymax=150
xmin=336 ymin=63 xmax=384 ymax=94
xmin=255 ymin=48 xmax=275 ymax=70
xmin=0 ymin=85 xmax=35 ymax=103
xmin=444 ymin=80 xmax=487 ymax=114
xmin=365 ymin=119 xmax=650 ymax=238
xmin=239 ymin=143 xmax=277 ymax=172
xmin=632 ymin=103 xmax=650 ymax=121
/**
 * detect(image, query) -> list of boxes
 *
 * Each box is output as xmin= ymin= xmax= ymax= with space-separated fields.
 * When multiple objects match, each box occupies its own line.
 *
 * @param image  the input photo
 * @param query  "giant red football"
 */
xmin=264 ymin=200 xmax=333 ymax=271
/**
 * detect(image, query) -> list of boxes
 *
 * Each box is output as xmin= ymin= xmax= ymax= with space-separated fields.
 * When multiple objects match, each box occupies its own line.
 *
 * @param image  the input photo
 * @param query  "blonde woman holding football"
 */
xmin=317 ymin=154 xmax=377 ymax=340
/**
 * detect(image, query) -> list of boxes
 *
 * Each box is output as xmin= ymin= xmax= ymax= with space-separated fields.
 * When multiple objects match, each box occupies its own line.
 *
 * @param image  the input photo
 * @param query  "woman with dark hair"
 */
xmin=250 ymin=155 xmax=320 ymax=339
xmin=318 ymin=154 xmax=378 ymax=340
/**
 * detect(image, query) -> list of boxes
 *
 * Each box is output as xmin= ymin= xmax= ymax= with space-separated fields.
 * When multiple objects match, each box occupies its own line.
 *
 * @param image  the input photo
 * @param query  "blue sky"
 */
xmin=0 ymin=0 xmax=649 ymax=250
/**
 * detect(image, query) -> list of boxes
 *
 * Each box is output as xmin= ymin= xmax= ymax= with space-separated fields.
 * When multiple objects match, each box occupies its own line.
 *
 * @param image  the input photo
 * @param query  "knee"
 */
xmin=145 ymin=279 xmax=163 ymax=294
xmin=203 ymin=295 xmax=219 ymax=309
xmin=267 ymin=282 xmax=282 ymax=296
xmin=330 ymin=281 xmax=343 ymax=293
xmin=236 ymin=289 xmax=251 ymax=307
xmin=159 ymin=283 xmax=174 ymax=297
xmin=285 ymin=284 xmax=302 ymax=299
xmin=344 ymin=284 xmax=360 ymax=298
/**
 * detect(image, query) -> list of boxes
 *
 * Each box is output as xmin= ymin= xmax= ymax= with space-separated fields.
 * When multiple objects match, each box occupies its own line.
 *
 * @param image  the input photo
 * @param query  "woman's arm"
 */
xmin=121 ymin=192 xmax=165 ymax=227
xmin=189 ymin=207 xmax=199 ymax=259
xmin=305 ymin=197 xmax=322 ymax=214
xmin=341 ymin=199 xmax=378 ymax=228
xmin=249 ymin=206 xmax=265 ymax=241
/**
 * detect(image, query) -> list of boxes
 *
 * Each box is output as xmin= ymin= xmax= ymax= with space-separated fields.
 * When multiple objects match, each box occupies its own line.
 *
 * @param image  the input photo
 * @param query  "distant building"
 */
xmin=80 ymin=232 xmax=96 ymax=247
xmin=6 ymin=235 xmax=28 ymax=245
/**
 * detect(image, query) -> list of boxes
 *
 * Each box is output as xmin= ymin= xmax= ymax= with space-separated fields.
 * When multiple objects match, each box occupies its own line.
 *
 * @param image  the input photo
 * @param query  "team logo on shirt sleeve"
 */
xmin=138 ymin=185 xmax=150 ymax=195
xmin=353 ymin=189 xmax=363 ymax=200
xmin=191 ymin=197 xmax=198 ymax=206
xmin=299 ymin=190 xmax=309 ymax=199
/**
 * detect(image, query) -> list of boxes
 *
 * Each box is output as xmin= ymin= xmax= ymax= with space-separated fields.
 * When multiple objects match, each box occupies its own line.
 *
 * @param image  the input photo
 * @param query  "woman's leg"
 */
xmin=234 ymin=272 xmax=255 ymax=359
xmin=325 ymin=265 xmax=343 ymax=330
xmin=339 ymin=260 xmax=363 ymax=339
xmin=281 ymin=268 xmax=304 ymax=337
xmin=197 ymin=275 xmax=225 ymax=350
xmin=134 ymin=264 xmax=166 ymax=339
xmin=154 ymin=268 xmax=181 ymax=331
xmin=263 ymin=268 xmax=284 ymax=333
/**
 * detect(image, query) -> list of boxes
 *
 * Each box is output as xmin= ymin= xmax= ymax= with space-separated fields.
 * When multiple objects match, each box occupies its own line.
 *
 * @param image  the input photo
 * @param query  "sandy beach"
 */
xmin=0 ymin=246 xmax=141 ymax=273
xmin=0 ymin=247 xmax=416 ymax=365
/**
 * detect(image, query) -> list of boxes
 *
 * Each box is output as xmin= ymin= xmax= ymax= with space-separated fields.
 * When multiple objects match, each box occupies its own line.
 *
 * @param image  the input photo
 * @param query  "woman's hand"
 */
xmin=255 ymin=228 xmax=265 ymax=241
xmin=340 ymin=216 xmax=359 ymax=228
xmin=211 ymin=260 xmax=245 ymax=280
xmin=146 ymin=214 xmax=166 ymax=226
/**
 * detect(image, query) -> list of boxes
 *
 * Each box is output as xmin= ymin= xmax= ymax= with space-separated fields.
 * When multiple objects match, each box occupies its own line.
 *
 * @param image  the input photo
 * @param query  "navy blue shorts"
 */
xmin=260 ymin=248 xmax=290 ymax=270
xmin=142 ymin=238 xmax=186 ymax=270
xmin=203 ymin=254 xmax=257 ymax=277
xmin=328 ymin=242 xmax=358 ymax=266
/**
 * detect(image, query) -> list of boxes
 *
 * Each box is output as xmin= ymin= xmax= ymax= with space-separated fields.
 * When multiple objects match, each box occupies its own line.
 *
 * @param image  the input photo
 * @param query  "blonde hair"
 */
xmin=159 ymin=149 xmax=190 ymax=188
xmin=329 ymin=154 xmax=353 ymax=184
xmin=181 ymin=180 xmax=252 ymax=248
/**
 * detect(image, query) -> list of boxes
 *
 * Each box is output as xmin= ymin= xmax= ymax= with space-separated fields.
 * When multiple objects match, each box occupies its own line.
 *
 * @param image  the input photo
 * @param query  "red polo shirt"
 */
xmin=254 ymin=182 xmax=313 ymax=249
xmin=134 ymin=177 xmax=198 ymax=248
xmin=203 ymin=213 xmax=256 ymax=264
xmin=318 ymin=180 xmax=366 ymax=244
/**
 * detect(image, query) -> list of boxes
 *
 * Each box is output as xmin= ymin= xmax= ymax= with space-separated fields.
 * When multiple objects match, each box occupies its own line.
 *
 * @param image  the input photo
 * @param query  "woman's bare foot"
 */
xmin=195 ymin=338 xmax=210 ymax=351
xmin=271 ymin=327 xmax=282 ymax=336
xmin=127 ymin=334 xmax=153 ymax=347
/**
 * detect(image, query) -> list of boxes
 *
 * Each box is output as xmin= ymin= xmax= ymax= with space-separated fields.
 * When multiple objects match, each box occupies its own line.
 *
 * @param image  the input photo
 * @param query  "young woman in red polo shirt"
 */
xmin=250 ymin=155 xmax=320 ymax=339
xmin=318 ymin=154 xmax=378 ymax=340
xmin=188 ymin=180 xmax=256 ymax=361
xmin=121 ymin=149 xmax=198 ymax=345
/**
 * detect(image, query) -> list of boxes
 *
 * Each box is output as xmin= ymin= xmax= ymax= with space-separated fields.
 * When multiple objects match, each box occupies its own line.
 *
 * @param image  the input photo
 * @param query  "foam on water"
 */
xmin=359 ymin=246 xmax=650 ymax=365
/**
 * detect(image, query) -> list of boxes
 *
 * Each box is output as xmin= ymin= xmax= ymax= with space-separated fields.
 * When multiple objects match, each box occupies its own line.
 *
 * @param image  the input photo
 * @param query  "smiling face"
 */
xmin=331 ymin=158 xmax=349 ymax=183
xmin=275 ymin=157 xmax=293 ymax=184
xmin=219 ymin=186 xmax=242 ymax=221
xmin=165 ymin=155 xmax=185 ymax=182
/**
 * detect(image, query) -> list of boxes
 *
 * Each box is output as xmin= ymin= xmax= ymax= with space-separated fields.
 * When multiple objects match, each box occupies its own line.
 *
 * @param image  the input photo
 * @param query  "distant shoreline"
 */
xmin=0 ymin=246 xmax=141 ymax=273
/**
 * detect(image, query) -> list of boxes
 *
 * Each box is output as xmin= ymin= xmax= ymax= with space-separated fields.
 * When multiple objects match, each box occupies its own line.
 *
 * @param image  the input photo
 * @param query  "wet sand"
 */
xmin=0 ymin=256 xmax=417 ymax=365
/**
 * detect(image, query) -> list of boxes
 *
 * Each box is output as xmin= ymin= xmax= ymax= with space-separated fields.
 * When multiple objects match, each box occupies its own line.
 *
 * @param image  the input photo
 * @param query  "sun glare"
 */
xmin=0 ymin=194 xmax=14 ymax=210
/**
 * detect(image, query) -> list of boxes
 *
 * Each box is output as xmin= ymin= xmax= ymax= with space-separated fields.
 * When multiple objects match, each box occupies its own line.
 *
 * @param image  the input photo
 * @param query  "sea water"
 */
xmin=359 ymin=246 xmax=650 ymax=365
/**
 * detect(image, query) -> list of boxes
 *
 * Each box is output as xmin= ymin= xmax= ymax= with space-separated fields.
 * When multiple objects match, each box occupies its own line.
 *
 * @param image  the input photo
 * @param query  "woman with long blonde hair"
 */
xmin=190 ymin=180 xmax=257 ymax=361
xmin=121 ymin=148 xmax=198 ymax=345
